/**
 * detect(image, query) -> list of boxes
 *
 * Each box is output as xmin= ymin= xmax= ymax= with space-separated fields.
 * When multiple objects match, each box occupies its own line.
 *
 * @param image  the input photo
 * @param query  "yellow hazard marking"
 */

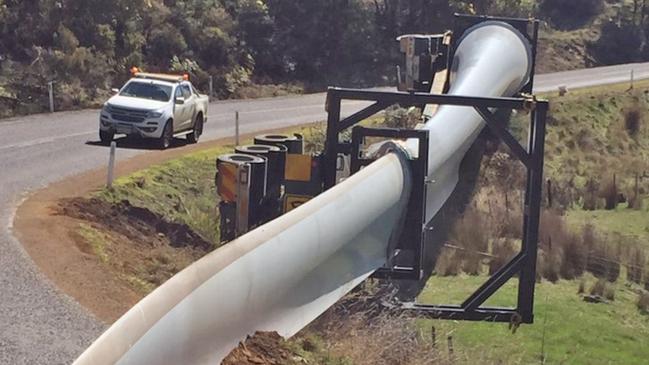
xmin=285 ymin=154 xmax=312 ymax=182
xmin=284 ymin=194 xmax=311 ymax=213
xmin=217 ymin=162 xmax=238 ymax=202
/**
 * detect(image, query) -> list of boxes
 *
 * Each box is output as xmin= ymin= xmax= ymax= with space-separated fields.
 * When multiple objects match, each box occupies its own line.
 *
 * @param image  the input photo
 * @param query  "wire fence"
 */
xmin=441 ymin=239 xmax=649 ymax=286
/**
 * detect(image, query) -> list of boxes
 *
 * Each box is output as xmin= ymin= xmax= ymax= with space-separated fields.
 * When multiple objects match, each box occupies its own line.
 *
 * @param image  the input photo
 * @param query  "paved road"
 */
xmin=1 ymin=62 xmax=648 ymax=364
xmin=534 ymin=62 xmax=649 ymax=92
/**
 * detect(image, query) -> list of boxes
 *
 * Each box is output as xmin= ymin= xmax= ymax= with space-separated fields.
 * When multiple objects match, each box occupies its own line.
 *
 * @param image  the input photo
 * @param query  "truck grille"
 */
xmin=109 ymin=106 xmax=148 ymax=123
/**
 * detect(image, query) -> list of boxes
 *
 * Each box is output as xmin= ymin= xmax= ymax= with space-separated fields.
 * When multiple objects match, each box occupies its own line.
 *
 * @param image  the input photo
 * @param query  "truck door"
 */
xmin=173 ymin=86 xmax=188 ymax=132
xmin=180 ymin=84 xmax=195 ymax=131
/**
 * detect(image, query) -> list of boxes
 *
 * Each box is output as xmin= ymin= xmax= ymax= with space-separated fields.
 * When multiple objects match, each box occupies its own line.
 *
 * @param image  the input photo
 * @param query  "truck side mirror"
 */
xmin=111 ymin=88 xmax=119 ymax=94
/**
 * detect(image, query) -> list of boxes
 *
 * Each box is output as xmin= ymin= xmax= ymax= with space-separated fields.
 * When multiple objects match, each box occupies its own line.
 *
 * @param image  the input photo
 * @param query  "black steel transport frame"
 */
xmin=323 ymin=88 xmax=548 ymax=324
xmin=350 ymin=126 xmax=430 ymax=282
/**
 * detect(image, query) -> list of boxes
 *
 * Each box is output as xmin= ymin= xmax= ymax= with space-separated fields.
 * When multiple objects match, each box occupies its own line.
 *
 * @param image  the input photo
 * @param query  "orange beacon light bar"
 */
xmin=130 ymin=66 xmax=190 ymax=82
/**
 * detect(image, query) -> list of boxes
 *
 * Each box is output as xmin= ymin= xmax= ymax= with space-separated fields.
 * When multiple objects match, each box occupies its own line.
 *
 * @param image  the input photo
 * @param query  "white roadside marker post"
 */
xmin=107 ymin=141 xmax=116 ymax=189
xmin=209 ymin=76 xmax=214 ymax=99
xmin=235 ymin=111 xmax=240 ymax=146
xmin=48 ymin=81 xmax=54 ymax=113
xmin=631 ymin=69 xmax=635 ymax=90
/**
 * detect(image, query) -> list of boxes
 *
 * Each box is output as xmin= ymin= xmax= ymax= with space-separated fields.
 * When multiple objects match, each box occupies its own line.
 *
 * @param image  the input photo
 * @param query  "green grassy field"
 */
xmin=417 ymin=275 xmax=649 ymax=365
xmin=567 ymin=205 xmax=649 ymax=244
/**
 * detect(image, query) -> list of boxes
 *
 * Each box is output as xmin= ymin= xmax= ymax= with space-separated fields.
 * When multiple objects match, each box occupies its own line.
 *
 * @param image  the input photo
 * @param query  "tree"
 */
xmin=590 ymin=20 xmax=644 ymax=65
xmin=539 ymin=0 xmax=604 ymax=30
xmin=266 ymin=0 xmax=382 ymax=86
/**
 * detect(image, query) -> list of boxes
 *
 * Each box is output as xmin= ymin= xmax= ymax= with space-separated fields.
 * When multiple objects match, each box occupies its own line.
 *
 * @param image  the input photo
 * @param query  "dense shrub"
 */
xmin=637 ymin=292 xmax=649 ymax=314
xmin=582 ymin=179 xmax=600 ymax=211
xmin=0 ymin=0 xmax=471 ymax=116
xmin=599 ymin=177 xmax=618 ymax=210
xmin=434 ymin=204 xmax=510 ymax=277
xmin=590 ymin=21 xmax=645 ymax=65
xmin=449 ymin=208 xmax=489 ymax=275
xmin=539 ymin=0 xmax=604 ymax=30
xmin=538 ymin=209 xmax=586 ymax=281
xmin=538 ymin=249 xmax=561 ymax=283
xmin=434 ymin=249 xmax=461 ymax=277
xmin=628 ymin=246 xmax=647 ymax=284
xmin=624 ymin=102 xmax=644 ymax=138
xmin=604 ymin=284 xmax=616 ymax=301
xmin=589 ymin=278 xmax=607 ymax=297
xmin=489 ymin=238 xmax=516 ymax=275
xmin=561 ymin=233 xmax=586 ymax=280
xmin=587 ymin=242 xmax=621 ymax=283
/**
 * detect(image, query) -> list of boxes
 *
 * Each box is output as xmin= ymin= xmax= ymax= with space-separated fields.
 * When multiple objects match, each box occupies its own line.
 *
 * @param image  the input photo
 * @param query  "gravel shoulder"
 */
xmin=12 ymin=129 xmax=302 ymax=324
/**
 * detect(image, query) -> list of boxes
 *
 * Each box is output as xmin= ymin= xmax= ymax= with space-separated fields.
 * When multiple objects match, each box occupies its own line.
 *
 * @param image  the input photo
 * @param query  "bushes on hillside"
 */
xmin=624 ymin=102 xmax=645 ymax=138
xmin=435 ymin=197 xmax=636 ymax=284
xmin=489 ymin=238 xmax=516 ymax=275
xmin=590 ymin=21 xmax=645 ymax=66
xmin=539 ymin=0 xmax=604 ymax=30
xmin=600 ymin=177 xmax=619 ymax=210
xmin=538 ymin=209 xmax=588 ymax=281
xmin=628 ymin=246 xmax=647 ymax=284
xmin=448 ymin=208 xmax=489 ymax=276
xmin=590 ymin=278 xmax=616 ymax=301
xmin=452 ymin=0 xmax=535 ymax=18
xmin=637 ymin=292 xmax=649 ymax=314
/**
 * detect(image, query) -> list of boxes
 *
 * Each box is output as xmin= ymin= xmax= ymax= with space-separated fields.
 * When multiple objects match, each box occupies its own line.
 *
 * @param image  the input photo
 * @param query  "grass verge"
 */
xmin=417 ymin=275 xmax=649 ymax=365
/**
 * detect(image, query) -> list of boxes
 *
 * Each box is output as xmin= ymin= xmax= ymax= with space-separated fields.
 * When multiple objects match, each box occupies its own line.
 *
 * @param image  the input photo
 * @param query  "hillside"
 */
xmin=1 ymin=0 xmax=648 ymax=118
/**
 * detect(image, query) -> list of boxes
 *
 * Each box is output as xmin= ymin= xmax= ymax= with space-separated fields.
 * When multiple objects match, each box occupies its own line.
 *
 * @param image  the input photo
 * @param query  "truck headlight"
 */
xmin=147 ymin=111 xmax=164 ymax=118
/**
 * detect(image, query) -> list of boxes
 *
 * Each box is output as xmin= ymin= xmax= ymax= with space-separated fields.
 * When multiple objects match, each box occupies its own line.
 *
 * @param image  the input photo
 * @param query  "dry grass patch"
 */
xmin=489 ymin=238 xmax=517 ymax=276
xmin=307 ymin=284 xmax=450 ymax=365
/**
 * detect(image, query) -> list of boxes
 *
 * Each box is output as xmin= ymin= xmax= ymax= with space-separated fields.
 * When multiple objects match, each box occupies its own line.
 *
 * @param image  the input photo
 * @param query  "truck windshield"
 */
xmin=120 ymin=82 xmax=172 ymax=102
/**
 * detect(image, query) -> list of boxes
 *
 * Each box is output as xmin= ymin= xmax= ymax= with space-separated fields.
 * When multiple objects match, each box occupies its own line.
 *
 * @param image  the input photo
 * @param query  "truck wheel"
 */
xmin=158 ymin=121 xmax=173 ymax=150
xmin=99 ymin=130 xmax=114 ymax=145
xmin=187 ymin=115 xmax=203 ymax=144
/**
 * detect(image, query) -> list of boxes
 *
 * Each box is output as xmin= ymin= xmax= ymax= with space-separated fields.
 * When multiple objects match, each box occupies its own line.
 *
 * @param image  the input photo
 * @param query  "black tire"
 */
xmin=99 ymin=130 xmax=114 ymax=145
xmin=187 ymin=114 xmax=203 ymax=144
xmin=158 ymin=121 xmax=173 ymax=150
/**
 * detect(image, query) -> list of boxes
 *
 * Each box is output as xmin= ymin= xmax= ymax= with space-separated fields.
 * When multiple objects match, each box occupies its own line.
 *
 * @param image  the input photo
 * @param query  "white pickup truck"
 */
xmin=99 ymin=72 xmax=209 ymax=149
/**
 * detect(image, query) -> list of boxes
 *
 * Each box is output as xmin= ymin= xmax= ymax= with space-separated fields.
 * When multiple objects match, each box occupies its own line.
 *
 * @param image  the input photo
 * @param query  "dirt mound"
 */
xmin=222 ymin=332 xmax=296 ymax=365
xmin=57 ymin=197 xmax=214 ymax=296
xmin=60 ymin=197 xmax=212 ymax=250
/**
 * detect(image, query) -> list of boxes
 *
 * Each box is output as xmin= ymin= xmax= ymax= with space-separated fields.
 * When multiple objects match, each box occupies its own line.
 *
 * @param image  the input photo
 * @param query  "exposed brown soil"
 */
xmin=59 ymin=197 xmax=213 ymax=292
xmin=60 ymin=197 xmax=211 ymax=251
xmin=221 ymin=332 xmax=297 ymax=365
xmin=13 ymin=126 xmax=316 ymax=323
